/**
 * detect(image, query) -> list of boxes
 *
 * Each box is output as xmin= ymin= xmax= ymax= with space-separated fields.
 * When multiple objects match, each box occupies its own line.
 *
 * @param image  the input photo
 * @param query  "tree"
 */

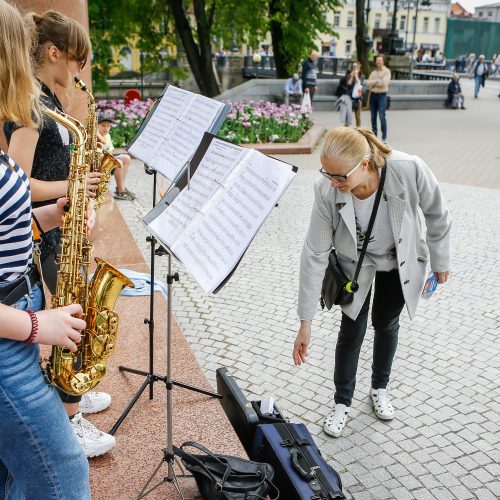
xmin=355 ymin=0 xmax=370 ymax=76
xmin=268 ymin=0 xmax=343 ymax=78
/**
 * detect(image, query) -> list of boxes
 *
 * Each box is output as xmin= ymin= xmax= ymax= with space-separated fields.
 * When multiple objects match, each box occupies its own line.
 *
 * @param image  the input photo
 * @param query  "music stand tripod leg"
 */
xmin=109 ymin=166 xmax=221 ymax=438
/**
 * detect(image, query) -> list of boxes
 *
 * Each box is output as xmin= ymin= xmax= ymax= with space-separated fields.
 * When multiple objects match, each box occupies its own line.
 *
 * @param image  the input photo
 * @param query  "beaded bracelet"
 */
xmin=24 ymin=309 xmax=39 ymax=344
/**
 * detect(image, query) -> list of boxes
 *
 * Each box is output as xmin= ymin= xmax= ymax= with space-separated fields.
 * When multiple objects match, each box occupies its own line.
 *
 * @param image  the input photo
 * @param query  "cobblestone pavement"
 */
xmin=114 ymin=78 xmax=500 ymax=499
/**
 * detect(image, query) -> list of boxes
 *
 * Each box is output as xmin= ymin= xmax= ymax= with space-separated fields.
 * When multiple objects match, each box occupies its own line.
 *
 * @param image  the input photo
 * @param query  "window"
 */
xmin=346 ymin=40 xmax=352 ymax=55
xmin=423 ymin=17 xmax=429 ymax=33
xmin=478 ymin=11 xmax=483 ymax=17
xmin=374 ymin=13 xmax=382 ymax=29
xmin=434 ymin=17 xmax=440 ymax=33
xmin=333 ymin=14 xmax=340 ymax=28
xmin=412 ymin=16 xmax=416 ymax=31
xmin=386 ymin=17 xmax=392 ymax=29
xmin=347 ymin=12 xmax=354 ymax=28
xmin=488 ymin=10 xmax=493 ymax=17
xmin=400 ymin=15 xmax=406 ymax=30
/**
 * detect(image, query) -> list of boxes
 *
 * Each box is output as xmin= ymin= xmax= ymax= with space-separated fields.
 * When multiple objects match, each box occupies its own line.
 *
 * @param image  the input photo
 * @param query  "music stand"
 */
xmin=136 ymin=248 xmax=193 ymax=500
xmin=109 ymin=165 xmax=221 ymax=437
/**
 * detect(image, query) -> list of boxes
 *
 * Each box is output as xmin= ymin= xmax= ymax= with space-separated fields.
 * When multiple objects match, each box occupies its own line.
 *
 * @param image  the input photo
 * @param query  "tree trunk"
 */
xmin=167 ymin=0 xmax=220 ymax=97
xmin=355 ymin=0 xmax=369 ymax=76
xmin=269 ymin=0 xmax=288 ymax=78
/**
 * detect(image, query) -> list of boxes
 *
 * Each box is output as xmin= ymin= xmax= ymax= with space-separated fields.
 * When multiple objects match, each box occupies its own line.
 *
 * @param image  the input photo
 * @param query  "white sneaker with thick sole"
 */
xmin=71 ymin=413 xmax=116 ymax=458
xmin=323 ymin=404 xmax=350 ymax=438
xmin=370 ymin=388 xmax=395 ymax=421
xmin=78 ymin=391 xmax=112 ymax=414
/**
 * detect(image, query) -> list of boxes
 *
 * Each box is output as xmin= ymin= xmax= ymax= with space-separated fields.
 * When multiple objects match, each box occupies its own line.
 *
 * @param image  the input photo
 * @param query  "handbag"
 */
xmin=320 ymin=165 xmax=387 ymax=310
xmin=174 ymin=441 xmax=278 ymax=500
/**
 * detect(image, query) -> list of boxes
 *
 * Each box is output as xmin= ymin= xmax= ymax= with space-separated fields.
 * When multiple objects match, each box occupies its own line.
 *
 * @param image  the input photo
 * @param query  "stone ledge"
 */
xmin=241 ymin=123 xmax=326 ymax=155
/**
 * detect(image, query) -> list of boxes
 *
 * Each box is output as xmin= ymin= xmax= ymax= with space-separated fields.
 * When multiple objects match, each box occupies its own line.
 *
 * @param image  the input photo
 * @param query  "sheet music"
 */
xmin=148 ymin=138 xmax=247 ymax=247
xmin=128 ymin=86 xmax=191 ymax=165
xmin=150 ymin=146 xmax=296 ymax=293
xmin=130 ymin=86 xmax=226 ymax=181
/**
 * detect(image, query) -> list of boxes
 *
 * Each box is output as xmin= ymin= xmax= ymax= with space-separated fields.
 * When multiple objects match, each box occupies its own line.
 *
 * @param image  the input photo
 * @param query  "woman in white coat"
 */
xmin=293 ymin=127 xmax=451 ymax=437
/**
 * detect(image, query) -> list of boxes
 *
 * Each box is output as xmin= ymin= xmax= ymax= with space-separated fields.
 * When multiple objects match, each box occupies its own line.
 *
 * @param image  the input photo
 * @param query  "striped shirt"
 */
xmin=0 ymin=150 xmax=32 ymax=282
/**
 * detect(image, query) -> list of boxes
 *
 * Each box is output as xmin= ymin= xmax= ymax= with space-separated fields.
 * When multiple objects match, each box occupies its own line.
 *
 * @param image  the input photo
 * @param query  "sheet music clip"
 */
xmin=144 ymin=164 xmax=155 ymax=176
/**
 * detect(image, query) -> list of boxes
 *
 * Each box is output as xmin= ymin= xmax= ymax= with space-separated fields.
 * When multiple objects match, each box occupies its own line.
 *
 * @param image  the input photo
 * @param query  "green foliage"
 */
xmin=271 ymin=0 xmax=344 ymax=74
xmin=88 ymin=0 xmax=177 ymax=91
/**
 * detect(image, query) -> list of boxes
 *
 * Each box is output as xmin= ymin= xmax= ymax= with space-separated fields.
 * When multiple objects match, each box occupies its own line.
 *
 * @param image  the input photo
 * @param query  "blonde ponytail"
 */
xmin=321 ymin=126 xmax=392 ymax=170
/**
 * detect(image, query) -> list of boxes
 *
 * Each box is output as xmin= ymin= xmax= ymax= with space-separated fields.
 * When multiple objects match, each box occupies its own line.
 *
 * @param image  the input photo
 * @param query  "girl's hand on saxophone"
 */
xmin=86 ymin=199 xmax=96 ymax=238
xmin=86 ymin=171 xmax=102 ymax=198
xmin=35 ymin=304 xmax=86 ymax=352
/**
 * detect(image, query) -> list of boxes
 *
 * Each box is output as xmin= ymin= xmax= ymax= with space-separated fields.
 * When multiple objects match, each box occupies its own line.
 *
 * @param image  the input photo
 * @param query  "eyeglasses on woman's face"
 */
xmin=319 ymin=159 xmax=363 ymax=183
xmin=68 ymin=53 xmax=87 ymax=71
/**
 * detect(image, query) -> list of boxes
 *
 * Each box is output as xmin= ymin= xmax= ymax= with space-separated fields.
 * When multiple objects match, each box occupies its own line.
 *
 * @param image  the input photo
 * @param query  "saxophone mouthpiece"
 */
xmin=74 ymin=76 xmax=87 ymax=91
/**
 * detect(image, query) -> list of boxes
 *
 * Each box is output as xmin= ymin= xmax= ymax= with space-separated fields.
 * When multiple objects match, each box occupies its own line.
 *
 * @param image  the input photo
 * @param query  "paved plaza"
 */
xmin=116 ymin=78 xmax=500 ymax=499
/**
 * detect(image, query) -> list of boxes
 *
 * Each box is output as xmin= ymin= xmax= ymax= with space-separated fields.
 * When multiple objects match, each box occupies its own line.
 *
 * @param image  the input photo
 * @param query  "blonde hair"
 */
xmin=0 ymin=0 xmax=41 ymax=128
xmin=24 ymin=10 xmax=90 ymax=69
xmin=321 ymin=127 xmax=392 ymax=170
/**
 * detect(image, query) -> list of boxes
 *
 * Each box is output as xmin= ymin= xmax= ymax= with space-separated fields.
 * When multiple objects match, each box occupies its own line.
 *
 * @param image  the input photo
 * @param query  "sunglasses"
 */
xmin=319 ymin=159 xmax=363 ymax=182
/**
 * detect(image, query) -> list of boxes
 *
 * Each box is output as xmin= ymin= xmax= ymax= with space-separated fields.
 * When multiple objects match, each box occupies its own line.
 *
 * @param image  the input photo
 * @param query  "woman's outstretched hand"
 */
xmin=293 ymin=321 xmax=311 ymax=366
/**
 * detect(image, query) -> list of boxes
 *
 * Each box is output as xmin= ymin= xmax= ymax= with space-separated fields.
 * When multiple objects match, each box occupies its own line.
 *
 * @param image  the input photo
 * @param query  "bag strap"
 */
xmin=350 ymin=164 xmax=387 ymax=292
xmin=174 ymin=442 xmax=270 ymax=494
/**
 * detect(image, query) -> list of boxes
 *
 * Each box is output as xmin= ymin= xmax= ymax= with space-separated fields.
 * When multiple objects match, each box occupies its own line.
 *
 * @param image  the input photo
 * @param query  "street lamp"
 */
xmin=252 ymin=53 xmax=261 ymax=79
xmin=409 ymin=0 xmax=431 ymax=79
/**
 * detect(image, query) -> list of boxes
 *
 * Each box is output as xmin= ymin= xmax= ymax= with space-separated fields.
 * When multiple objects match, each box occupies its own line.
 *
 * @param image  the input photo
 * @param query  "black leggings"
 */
xmin=334 ymin=269 xmax=405 ymax=406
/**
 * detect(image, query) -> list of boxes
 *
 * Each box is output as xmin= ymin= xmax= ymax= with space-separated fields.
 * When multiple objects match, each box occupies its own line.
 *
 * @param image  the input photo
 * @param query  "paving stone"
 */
xmin=116 ymin=87 xmax=500 ymax=500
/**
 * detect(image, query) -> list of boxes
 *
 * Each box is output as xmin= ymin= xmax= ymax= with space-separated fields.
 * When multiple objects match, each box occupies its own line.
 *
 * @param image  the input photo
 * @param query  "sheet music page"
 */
xmin=147 ymin=138 xmax=247 ymax=248
xmin=151 ymin=94 xmax=226 ymax=180
xmin=128 ymin=86 xmax=191 ymax=165
xmin=173 ymin=150 xmax=296 ymax=293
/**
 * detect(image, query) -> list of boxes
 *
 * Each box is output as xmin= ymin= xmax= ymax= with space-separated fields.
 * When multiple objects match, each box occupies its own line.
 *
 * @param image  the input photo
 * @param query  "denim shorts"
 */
xmin=0 ymin=281 xmax=90 ymax=499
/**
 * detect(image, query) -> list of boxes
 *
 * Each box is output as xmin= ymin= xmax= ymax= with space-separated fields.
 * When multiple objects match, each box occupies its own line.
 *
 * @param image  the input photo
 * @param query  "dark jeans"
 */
xmin=334 ymin=269 xmax=405 ymax=406
xmin=369 ymin=92 xmax=388 ymax=141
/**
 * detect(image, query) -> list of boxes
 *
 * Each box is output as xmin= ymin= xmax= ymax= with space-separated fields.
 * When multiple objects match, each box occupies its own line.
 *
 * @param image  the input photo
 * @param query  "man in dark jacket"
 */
xmin=470 ymin=55 xmax=488 ymax=98
xmin=301 ymin=50 xmax=319 ymax=102
xmin=447 ymin=74 xmax=465 ymax=109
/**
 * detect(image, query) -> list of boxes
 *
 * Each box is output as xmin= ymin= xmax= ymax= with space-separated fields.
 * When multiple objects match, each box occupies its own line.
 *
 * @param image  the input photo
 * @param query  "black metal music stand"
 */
xmin=109 ymin=166 xmax=221 ymax=437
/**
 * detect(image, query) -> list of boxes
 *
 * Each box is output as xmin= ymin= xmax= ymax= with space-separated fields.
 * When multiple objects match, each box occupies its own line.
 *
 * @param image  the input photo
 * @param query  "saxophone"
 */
xmin=74 ymin=76 xmax=120 ymax=208
xmin=44 ymin=107 xmax=134 ymax=396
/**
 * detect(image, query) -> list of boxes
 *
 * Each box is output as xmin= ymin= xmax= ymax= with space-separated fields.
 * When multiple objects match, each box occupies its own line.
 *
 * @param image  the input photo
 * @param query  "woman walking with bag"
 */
xmin=0 ymin=1 xmax=90 ymax=497
xmin=292 ymin=127 xmax=451 ymax=437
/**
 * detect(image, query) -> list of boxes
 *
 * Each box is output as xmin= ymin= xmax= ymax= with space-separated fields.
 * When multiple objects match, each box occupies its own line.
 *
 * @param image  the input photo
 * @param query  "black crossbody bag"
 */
xmin=320 ymin=165 xmax=386 ymax=310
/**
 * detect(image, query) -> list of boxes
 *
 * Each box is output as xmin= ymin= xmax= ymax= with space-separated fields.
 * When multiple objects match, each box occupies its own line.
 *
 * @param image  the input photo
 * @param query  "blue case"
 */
xmin=252 ymin=423 xmax=345 ymax=500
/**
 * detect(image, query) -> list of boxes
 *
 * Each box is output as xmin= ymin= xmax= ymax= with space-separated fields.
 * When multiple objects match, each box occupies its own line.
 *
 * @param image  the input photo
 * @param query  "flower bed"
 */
xmin=218 ymin=101 xmax=312 ymax=144
xmin=96 ymin=99 xmax=312 ymax=148
xmin=97 ymin=98 xmax=155 ymax=148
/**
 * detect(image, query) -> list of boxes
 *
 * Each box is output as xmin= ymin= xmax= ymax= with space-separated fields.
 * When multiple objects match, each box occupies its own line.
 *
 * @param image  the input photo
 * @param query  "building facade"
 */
xmin=320 ymin=0 xmax=451 ymax=58
xmin=474 ymin=3 xmax=500 ymax=22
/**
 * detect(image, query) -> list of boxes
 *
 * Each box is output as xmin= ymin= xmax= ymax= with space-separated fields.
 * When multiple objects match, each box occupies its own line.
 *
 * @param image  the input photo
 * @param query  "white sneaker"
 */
xmin=71 ymin=413 xmax=116 ymax=458
xmin=370 ymin=388 xmax=395 ymax=421
xmin=78 ymin=391 xmax=112 ymax=414
xmin=323 ymin=404 xmax=350 ymax=438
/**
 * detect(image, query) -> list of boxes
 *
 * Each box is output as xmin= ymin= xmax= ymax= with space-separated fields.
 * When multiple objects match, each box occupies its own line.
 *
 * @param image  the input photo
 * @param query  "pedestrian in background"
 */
xmin=366 ymin=55 xmax=391 ymax=143
xmin=351 ymin=62 xmax=364 ymax=127
xmin=283 ymin=73 xmax=303 ymax=105
xmin=470 ymin=55 xmax=489 ymax=98
xmin=293 ymin=127 xmax=451 ymax=438
xmin=335 ymin=70 xmax=354 ymax=127
xmin=301 ymin=49 xmax=319 ymax=102
xmin=446 ymin=74 xmax=465 ymax=110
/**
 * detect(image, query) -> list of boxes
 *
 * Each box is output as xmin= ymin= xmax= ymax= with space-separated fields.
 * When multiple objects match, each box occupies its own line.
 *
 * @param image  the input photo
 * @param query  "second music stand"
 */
xmin=109 ymin=165 xmax=221 ymax=436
